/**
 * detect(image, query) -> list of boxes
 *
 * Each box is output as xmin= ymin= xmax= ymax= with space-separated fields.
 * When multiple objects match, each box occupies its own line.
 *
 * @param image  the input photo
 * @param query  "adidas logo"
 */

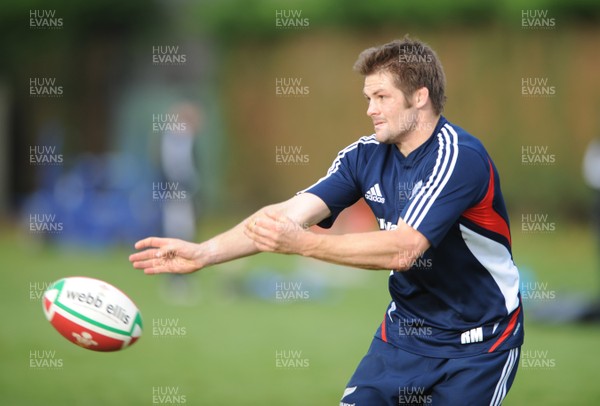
xmin=365 ymin=183 xmax=385 ymax=204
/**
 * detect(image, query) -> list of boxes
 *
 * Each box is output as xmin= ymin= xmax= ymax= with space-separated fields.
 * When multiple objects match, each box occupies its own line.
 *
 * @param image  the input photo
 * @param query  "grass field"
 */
xmin=1 ymin=222 xmax=600 ymax=405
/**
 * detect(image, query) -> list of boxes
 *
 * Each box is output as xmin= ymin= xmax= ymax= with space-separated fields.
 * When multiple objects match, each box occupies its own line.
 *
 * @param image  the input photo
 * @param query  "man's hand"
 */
xmin=244 ymin=210 xmax=309 ymax=255
xmin=129 ymin=237 xmax=205 ymax=275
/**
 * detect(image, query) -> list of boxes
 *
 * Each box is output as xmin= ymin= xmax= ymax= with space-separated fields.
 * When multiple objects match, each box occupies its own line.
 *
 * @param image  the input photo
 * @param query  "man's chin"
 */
xmin=373 ymin=131 xmax=386 ymax=142
xmin=375 ymin=130 xmax=410 ymax=145
xmin=374 ymin=132 xmax=393 ymax=144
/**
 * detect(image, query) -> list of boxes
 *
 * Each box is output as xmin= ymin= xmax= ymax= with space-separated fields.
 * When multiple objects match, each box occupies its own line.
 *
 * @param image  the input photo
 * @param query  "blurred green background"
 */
xmin=1 ymin=0 xmax=600 ymax=405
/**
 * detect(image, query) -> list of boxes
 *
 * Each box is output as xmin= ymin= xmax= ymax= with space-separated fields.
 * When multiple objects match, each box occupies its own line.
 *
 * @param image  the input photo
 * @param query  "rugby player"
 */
xmin=130 ymin=36 xmax=523 ymax=405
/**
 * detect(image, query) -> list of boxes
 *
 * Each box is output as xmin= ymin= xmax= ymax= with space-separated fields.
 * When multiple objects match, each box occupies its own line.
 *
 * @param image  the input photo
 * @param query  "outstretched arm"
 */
xmin=245 ymin=211 xmax=430 ymax=271
xmin=129 ymin=193 xmax=330 ymax=274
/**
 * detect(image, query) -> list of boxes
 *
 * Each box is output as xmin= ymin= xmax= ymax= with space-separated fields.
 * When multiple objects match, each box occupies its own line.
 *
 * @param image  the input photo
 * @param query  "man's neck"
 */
xmin=396 ymin=114 xmax=440 ymax=157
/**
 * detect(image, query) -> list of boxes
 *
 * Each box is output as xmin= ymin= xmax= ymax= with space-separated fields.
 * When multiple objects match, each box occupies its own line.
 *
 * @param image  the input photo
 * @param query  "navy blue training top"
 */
xmin=301 ymin=116 xmax=523 ymax=358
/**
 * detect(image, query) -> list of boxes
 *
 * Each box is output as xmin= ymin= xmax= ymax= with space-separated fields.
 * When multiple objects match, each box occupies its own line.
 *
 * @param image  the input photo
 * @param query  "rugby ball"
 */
xmin=42 ymin=277 xmax=143 ymax=351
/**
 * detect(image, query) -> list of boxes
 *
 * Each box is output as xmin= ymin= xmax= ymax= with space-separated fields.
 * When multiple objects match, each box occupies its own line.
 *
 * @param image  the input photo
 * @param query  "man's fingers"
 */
xmin=131 ymin=243 xmax=179 ymax=270
xmin=155 ymin=245 xmax=178 ymax=259
xmin=246 ymin=217 xmax=266 ymax=236
xmin=244 ymin=223 xmax=274 ymax=250
xmin=129 ymin=246 xmax=172 ymax=262
xmin=264 ymin=211 xmax=297 ymax=230
xmin=129 ymin=248 xmax=159 ymax=263
xmin=258 ymin=214 xmax=287 ymax=231
xmin=134 ymin=237 xmax=168 ymax=250
xmin=245 ymin=217 xmax=258 ymax=234
xmin=252 ymin=238 xmax=275 ymax=252
xmin=133 ymin=255 xmax=179 ymax=273
xmin=243 ymin=223 xmax=254 ymax=238
xmin=131 ymin=258 xmax=159 ymax=270
xmin=143 ymin=266 xmax=168 ymax=275
xmin=247 ymin=220 xmax=276 ymax=240
xmin=130 ymin=240 xmax=177 ymax=262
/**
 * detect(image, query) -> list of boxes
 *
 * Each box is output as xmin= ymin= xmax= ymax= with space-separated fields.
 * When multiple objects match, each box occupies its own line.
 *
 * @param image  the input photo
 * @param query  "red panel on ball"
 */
xmin=50 ymin=310 xmax=128 ymax=352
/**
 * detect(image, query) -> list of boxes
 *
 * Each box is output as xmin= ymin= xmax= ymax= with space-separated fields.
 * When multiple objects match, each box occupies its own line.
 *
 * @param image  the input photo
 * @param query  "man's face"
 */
xmin=363 ymin=71 xmax=417 ymax=144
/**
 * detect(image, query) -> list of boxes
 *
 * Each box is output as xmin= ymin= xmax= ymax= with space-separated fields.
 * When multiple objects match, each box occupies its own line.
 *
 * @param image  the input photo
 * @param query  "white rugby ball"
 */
xmin=42 ymin=276 xmax=143 ymax=351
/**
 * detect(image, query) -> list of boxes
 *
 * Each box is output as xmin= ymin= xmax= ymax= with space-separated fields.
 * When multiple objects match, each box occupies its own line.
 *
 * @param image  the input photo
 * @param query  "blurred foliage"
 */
xmin=2 ymin=0 xmax=599 ymax=46
xmin=0 ymin=0 xmax=160 ymax=64
xmin=1 ymin=0 xmax=599 ymax=219
xmin=188 ymin=0 xmax=600 ymax=40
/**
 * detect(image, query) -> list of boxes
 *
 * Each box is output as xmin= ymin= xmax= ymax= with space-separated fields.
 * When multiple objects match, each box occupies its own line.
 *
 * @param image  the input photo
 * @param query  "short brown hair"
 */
xmin=354 ymin=36 xmax=446 ymax=115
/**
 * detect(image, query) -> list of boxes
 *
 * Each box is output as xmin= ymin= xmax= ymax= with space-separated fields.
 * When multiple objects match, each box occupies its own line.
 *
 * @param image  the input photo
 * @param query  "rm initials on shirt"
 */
xmin=460 ymin=327 xmax=483 ymax=344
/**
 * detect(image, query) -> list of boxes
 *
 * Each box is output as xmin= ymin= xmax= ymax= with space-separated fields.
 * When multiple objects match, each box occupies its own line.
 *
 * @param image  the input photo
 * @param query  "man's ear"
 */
xmin=414 ymin=87 xmax=429 ymax=109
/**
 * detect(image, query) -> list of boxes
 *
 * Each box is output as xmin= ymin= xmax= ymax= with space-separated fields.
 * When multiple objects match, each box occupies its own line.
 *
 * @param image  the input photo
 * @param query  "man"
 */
xmin=130 ymin=36 xmax=523 ymax=405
